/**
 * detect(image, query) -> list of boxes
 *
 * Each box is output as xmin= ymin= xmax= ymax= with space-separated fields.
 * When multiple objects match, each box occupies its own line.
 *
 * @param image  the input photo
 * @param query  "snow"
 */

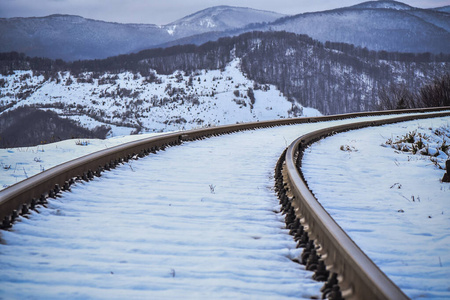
xmin=0 ymin=113 xmax=448 ymax=299
xmin=199 ymin=18 xmax=216 ymax=28
xmin=302 ymin=116 xmax=450 ymax=299
xmin=167 ymin=25 xmax=176 ymax=35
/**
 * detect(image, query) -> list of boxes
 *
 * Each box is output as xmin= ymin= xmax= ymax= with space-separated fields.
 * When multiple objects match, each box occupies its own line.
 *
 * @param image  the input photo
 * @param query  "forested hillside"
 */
xmin=0 ymin=107 xmax=109 ymax=147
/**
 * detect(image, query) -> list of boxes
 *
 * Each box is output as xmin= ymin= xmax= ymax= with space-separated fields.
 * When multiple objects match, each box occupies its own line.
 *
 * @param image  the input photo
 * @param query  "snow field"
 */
xmin=302 ymin=116 xmax=450 ymax=299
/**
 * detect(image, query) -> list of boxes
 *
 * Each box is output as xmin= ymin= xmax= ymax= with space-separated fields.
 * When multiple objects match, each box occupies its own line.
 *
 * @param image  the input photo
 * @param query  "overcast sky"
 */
xmin=0 ymin=0 xmax=448 ymax=25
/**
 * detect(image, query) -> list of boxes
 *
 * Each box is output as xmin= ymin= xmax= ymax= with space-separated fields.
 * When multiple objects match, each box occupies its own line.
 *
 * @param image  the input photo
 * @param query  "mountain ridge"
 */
xmin=433 ymin=6 xmax=450 ymax=13
xmin=0 ymin=1 xmax=449 ymax=60
xmin=350 ymin=0 xmax=414 ymax=10
xmin=168 ymin=5 xmax=285 ymax=26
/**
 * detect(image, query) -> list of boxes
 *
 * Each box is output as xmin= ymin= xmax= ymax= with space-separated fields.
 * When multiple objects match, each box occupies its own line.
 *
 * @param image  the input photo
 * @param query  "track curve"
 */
xmin=0 ymin=107 xmax=449 ymax=299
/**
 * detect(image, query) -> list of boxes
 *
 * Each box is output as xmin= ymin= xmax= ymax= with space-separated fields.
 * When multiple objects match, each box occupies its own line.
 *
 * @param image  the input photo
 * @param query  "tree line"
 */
xmin=0 ymin=107 xmax=110 ymax=148
xmin=377 ymin=73 xmax=450 ymax=110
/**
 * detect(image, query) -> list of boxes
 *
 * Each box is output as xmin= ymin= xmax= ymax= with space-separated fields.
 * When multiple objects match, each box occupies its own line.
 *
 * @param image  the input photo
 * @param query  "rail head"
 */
xmin=284 ymin=111 xmax=450 ymax=300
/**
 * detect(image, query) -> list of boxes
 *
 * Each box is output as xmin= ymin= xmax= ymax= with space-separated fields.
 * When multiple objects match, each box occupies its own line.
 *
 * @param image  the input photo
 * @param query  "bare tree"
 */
xmin=419 ymin=73 xmax=450 ymax=108
xmin=377 ymin=83 xmax=417 ymax=110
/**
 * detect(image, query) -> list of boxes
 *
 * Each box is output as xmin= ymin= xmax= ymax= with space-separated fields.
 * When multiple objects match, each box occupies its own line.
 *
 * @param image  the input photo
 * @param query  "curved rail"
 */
xmin=1 ymin=107 xmax=449 ymax=226
xmin=281 ymin=111 xmax=450 ymax=299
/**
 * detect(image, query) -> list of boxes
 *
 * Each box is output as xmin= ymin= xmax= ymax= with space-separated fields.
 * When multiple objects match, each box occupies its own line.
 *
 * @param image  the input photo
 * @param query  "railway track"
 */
xmin=1 ymin=107 xmax=449 ymax=298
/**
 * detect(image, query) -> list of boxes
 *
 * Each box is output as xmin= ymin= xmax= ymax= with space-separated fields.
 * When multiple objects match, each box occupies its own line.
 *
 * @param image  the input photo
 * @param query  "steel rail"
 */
xmin=0 ymin=106 xmax=449 ymax=297
xmin=1 ymin=107 xmax=449 ymax=225
xmin=283 ymin=110 xmax=450 ymax=300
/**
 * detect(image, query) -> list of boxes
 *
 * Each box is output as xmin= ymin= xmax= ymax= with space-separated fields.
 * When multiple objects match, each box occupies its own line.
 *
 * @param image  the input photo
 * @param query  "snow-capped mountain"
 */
xmin=351 ymin=0 xmax=450 ymax=32
xmin=166 ymin=6 xmax=284 ymax=36
xmin=264 ymin=0 xmax=450 ymax=54
xmin=164 ymin=1 xmax=450 ymax=54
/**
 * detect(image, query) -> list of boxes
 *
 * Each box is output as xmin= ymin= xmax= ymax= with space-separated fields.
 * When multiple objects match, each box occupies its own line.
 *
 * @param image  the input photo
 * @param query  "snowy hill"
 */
xmin=166 ymin=6 xmax=284 ymax=36
xmin=0 ymin=58 xmax=319 ymax=141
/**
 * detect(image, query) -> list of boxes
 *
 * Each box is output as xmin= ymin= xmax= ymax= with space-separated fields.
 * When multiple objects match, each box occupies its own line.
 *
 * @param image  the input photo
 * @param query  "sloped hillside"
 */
xmin=0 ymin=57 xmax=318 ymax=137
xmin=0 ymin=107 xmax=109 ymax=147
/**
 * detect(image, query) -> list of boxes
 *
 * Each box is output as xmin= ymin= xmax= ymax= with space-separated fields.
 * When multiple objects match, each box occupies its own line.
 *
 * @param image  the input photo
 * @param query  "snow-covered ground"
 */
xmin=0 ymin=59 xmax=321 ymax=135
xmin=303 ymin=116 xmax=450 ymax=299
xmin=0 ymin=132 xmax=167 ymax=190
xmin=0 ymin=113 xmax=448 ymax=299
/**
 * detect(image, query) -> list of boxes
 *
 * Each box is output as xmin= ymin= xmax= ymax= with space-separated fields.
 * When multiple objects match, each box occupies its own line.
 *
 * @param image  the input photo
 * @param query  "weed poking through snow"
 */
xmin=75 ymin=139 xmax=90 ymax=146
xmin=384 ymin=125 xmax=449 ymax=170
xmin=340 ymin=145 xmax=357 ymax=152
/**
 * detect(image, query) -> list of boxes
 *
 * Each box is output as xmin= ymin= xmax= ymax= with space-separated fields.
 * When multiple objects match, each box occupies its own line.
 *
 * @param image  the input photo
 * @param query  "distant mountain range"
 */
xmin=0 ymin=0 xmax=449 ymax=61
xmin=0 ymin=6 xmax=284 ymax=61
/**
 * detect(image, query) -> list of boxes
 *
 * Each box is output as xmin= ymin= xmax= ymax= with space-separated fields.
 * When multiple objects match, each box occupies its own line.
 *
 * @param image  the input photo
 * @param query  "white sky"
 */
xmin=0 ymin=0 xmax=448 ymax=25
